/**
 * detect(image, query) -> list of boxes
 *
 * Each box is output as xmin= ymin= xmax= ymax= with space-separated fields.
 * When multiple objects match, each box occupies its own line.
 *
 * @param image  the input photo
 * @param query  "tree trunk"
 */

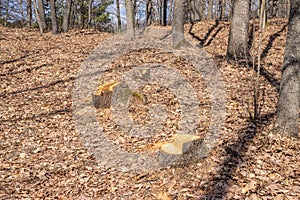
xmin=125 ymin=0 xmax=135 ymax=39
xmin=190 ymin=0 xmax=203 ymax=21
xmin=163 ymin=0 xmax=167 ymax=26
xmin=70 ymin=0 xmax=75 ymax=29
xmin=116 ymin=0 xmax=121 ymax=31
xmin=226 ymin=0 xmax=250 ymax=59
xmin=27 ymin=0 xmax=32 ymax=27
xmin=207 ymin=0 xmax=213 ymax=19
xmin=5 ymin=0 xmax=9 ymax=26
xmin=88 ymin=0 xmax=92 ymax=28
xmin=62 ymin=0 xmax=72 ymax=32
xmin=222 ymin=0 xmax=226 ymax=20
xmin=80 ymin=0 xmax=85 ymax=29
xmin=172 ymin=0 xmax=185 ymax=48
xmin=273 ymin=0 xmax=279 ymax=17
xmin=146 ymin=0 xmax=152 ymax=26
xmin=33 ymin=0 xmax=43 ymax=33
xmin=278 ymin=0 xmax=288 ymax=18
xmin=0 ymin=0 xmax=2 ymax=23
xmin=276 ymin=0 xmax=300 ymax=138
xmin=215 ymin=0 xmax=219 ymax=19
xmin=38 ymin=0 xmax=46 ymax=30
xmin=50 ymin=0 xmax=58 ymax=33
xmin=159 ymin=0 xmax=163 ymax=25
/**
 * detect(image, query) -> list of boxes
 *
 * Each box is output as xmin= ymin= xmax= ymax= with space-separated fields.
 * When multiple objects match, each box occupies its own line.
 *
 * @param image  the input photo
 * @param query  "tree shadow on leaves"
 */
xmin=0 ymin=68 xmax=113 ymax=98
xmin=0 ymin=108 xmax=72 ymax=123
xmin=188 ymin=20 xmax=223 ymax=47
xmin=0 ymin=63 xmax=49 ymax=77
xmin=202 ymin=112 xmax=276 ymax=199
xmin=261 ymin=24 xmax=287 ymax=60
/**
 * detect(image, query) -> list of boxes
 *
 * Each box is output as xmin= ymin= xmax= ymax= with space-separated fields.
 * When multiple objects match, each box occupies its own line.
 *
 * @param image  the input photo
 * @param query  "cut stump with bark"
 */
xmin=92 ymin=81 xmax=119 ymax=109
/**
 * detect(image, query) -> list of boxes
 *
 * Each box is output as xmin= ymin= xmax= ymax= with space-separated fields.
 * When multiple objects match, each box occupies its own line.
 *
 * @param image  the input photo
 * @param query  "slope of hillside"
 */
xmin=1 ymin=20 xmax=299 ymax=199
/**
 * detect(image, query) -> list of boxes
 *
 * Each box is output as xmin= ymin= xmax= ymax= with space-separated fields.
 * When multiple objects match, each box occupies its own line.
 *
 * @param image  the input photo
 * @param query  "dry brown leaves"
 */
xmin=1 ymin=18 xmax=299 ymax=200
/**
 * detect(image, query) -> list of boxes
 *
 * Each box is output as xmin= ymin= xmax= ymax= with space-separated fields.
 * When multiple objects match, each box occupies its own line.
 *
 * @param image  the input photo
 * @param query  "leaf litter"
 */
xmin=0 ymin=19 xmax=299 ymax=199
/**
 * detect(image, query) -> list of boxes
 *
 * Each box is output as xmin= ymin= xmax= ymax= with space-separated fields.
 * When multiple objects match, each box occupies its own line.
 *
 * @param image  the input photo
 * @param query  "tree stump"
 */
xmin=92 ymin=81 xmax=119 ymax=109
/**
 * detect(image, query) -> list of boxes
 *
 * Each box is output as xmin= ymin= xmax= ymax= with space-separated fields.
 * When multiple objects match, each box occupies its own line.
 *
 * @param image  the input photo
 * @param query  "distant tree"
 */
xmin=162 ymin=0 xmax=167 ymax=25
xmin=50 ymin=0 xmax=58 ymax=33
xmin=146 ymin=0 xmax=152 ymax=26
xmin=5 ymin=0 xmax=9 ymax=26
xmin=276 ymin=0 xmax=300 ymax=138
xmin=207 ymin=0 xmax=213 ymax=19
xmin=116 ymin=0 xmax=121 ymax=31
xmin=33 ymin=0 xmax=44 ymax=33
xmin=88 ymin=0 xmax=93 ymax=28
xmin=27 ymin=0 xmax=32 ymax=27
xmin=189 ymin=0 xmax=203 ymax=21
xmin=38 ymin=0 xmax=46 ymax=30
xmin=226 ymin=0 xmax=250 ymax=59
xmin=126 ymin=0 xmax=135 ymax=39
xmin=62 ymin=0 xmax=72 ymax=32
xmin=172 ymin=0 xmax=184 ymax=48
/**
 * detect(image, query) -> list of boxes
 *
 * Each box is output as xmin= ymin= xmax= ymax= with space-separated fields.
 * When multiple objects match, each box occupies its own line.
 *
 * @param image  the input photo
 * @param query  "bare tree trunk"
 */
xmin=226 ymin=0 xmax=250 ymax=59
xmin=0 ymin=0 xmax=2 ymax=22
xmin=190 ymin=0 xmax=202 ymax=21
xmin=219 ymin=0 xmax=224 ymax=20
xmin=215 ymin=0 xmax=219 ymax=19
xmin=38 ymin=0 xmax=46 ymax=30
xmin=80 ymin=0 xmax=84 ymax=28
xmin=50 ymin=0 xmax=58 ymax=33
xmin=5 ymin=0 xmax=9 ymax=26
xmin=116 ymin=0 xmax=121 ymax=31
xmin=70 ymin=0 xmax=75 ymax=29
xmin=27 ymin=0 xmax=32 ymax=27
xmin=273 ymin=0 xmax=279 ymax=17
xmin=276 ymin=0 xmax=300 ymax=138
xmin=33 ymin=0 xmax=43 ymax=33
xmin=62 ymin=0 xmax=72 ymax=32
xmin=172 ymin=0 xmax=185 ymax=48
xmin=159 ymin=0 xmax=163 ymax=25
xmin=163 ymin=0 xmax=168 ymax=25
xmin=207 ymin=0 xmax=213 ymax=19
xmin=125 ymin=0 xmax=135 ymax=39
xmin=146 ymin=0 xmax=152 ymax=26
xmin=278 ymin=0 xmax=288 ymax=17
xmin=88 ymin=0 xmax=92 ymax=28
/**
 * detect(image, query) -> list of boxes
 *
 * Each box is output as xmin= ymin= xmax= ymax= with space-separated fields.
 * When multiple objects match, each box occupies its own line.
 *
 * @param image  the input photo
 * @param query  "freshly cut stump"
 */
xmin=92 ymin=81 xmax=119 ymax=108
xmin=158 ymin=134 xmax=209 ymax=167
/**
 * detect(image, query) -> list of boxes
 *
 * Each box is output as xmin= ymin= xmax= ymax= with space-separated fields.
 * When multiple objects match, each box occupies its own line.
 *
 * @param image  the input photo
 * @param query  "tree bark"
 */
xmin=159 ymin=0 xmax=163 ymax=25
xmin=38 ymin=0 xmax=46 ymax=30
xmin=0 ymin=0 xmax=2 ymax=22
xmin=5 ymin=0 xmax=9 ymax=26
xmin=62 ymin=0 xmax=72 ymax=32
xmin=33 ymin=0 xmax=43 ymax=33
xmin=146 ymin=0 xmax=152 ymax=26
xmin=207 ymin=0 xmax=213 ymax=19
xmin=163 ymin=0 xmax=167 ymax=26
xmin=125 ymin=0 xmax=135 ymax=39
xmin=116 ymin=0 xmax=121 ymax=31
xmin=278 ymin=0 xmax=289 ymax=18
xmin=88 ymin=0 xmax=92 ymax=28
xmin=27 ymin=0 xmax=32 ymax=27
xmin=50 ymin=0 xmax=58 ymax=33
xmin=226 ymin=0 xmax=250 ymax=59
xmin=172 ymin=0 xmax=185 ymax=48
xmin=276 ymin=0 xmax=300 ymax=138
xmin=190 ymin=0 xmax=203 ymax=21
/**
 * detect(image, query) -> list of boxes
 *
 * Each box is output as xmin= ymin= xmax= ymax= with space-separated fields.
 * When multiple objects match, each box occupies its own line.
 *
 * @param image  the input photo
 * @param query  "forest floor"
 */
xmin=0 ymin=19 xmax=299 ymax=199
